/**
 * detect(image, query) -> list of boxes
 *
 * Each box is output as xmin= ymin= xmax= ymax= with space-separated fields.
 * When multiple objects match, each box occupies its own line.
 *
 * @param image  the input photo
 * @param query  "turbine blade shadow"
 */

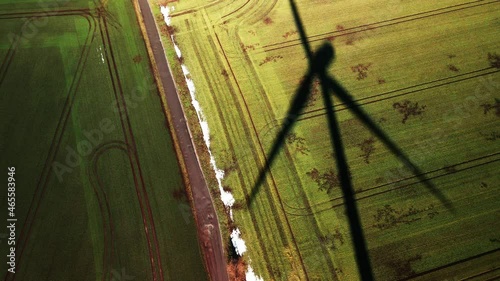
xmin=289 ymin=0 xmax=313 ymax=60
xmin=248 ymin=1 xmax=453 ymax=280
xmin=323 ymin=75 xmax=454 ymax=211
xmin=248 ymin=72 xmax=313 ymax=205
xmin=318 ymin=67 xmax=375 ymax=281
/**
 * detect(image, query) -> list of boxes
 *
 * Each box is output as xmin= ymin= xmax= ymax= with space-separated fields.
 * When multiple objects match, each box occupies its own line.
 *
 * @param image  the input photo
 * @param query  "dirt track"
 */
xmin=136 ymin=1 xmax=229 ymax=281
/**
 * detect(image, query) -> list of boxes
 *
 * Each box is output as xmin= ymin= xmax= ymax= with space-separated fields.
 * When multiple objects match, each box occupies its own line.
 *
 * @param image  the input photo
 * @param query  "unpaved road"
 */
xmin=136 ymin=1 xmax=229 ymax=280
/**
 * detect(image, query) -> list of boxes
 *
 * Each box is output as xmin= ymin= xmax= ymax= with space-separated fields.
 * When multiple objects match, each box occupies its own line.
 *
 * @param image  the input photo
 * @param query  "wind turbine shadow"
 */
xmin=247 ymin=0 xmax=454 ymax=280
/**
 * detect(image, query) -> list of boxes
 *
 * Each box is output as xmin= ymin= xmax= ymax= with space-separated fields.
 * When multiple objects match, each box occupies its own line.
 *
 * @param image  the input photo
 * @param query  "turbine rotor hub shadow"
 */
xmin=311 ymin=43 xmax=335 ymax=73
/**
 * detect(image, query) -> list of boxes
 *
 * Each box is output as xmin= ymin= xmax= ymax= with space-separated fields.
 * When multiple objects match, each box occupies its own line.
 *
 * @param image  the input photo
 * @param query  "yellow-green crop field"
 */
xmin=155 ymin=0 xmax=500 ymax=280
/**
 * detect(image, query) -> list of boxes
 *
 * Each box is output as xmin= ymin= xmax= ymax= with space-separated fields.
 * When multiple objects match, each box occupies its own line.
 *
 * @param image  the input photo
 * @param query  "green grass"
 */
xmin=0 ymin=1 xmax=208 ymax=280
xmin=154 ymin=0 xmax=500 ymax=280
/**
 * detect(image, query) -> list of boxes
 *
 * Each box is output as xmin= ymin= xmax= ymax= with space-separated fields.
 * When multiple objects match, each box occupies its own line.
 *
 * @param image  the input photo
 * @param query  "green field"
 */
xmin=0 ymin=0 xmax=208 ymax=280
xmin=155 ymin=0 xmax=500 ymax=280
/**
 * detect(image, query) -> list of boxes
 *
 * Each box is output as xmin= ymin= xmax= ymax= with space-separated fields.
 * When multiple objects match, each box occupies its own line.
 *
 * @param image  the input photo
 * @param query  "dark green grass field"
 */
xmin=0 ymin=0 xmax=208 ymax=280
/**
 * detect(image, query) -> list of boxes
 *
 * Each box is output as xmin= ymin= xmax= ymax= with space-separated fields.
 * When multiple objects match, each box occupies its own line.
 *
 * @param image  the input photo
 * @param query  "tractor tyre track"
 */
xmin=260 ymin=0 xmax=499 ymax=52
xmin=98 ymin=15 xmax=164 ymax=281
xmin=191 ymin=34 xmax=280 ymax=279
xmin=284 ymin=156 xmax=500 ymax=217
xmin=282 ymin=152 xmax=500 ymax=212
xmin=214 ymin=32 xmax=312 ymax=280
xmin=88 ymin=141 xmax=131 ymax=281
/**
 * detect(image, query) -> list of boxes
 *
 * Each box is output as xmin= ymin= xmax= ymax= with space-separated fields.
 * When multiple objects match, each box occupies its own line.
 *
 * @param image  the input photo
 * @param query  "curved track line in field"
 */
xmin=98 ymin=13 xmax=165 ymax=281
xmin=216 ymin=0 xmax=278 ymax=48
xmin=221 ymin=0 xmax=250 ymax=19
xmin=214 ymin=32 xmax=312 ymax=280
xmin=167 ymin=0 xmax=224 ymax=18
xmin=260 ymin=0 xmax=499 ymax=52
xmin=234 ymin=0 xmax=278 ymax=26
xmin=4 ymin=13 xmax=96 ymax=281
xmin=284 ymin=156 xmax=500 ymax=217
xmin=98 ymin=17 xmax=160 ymax=281
xmin=88 ymin=140 xmax=131 ymax=281
xmin=0 ymin=11 xmax=91 ymax=85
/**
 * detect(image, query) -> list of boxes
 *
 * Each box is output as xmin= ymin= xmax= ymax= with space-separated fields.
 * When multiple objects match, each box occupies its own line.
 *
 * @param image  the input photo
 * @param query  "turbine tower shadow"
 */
xmin=248 ymin=1 xmax=454 ymax=280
